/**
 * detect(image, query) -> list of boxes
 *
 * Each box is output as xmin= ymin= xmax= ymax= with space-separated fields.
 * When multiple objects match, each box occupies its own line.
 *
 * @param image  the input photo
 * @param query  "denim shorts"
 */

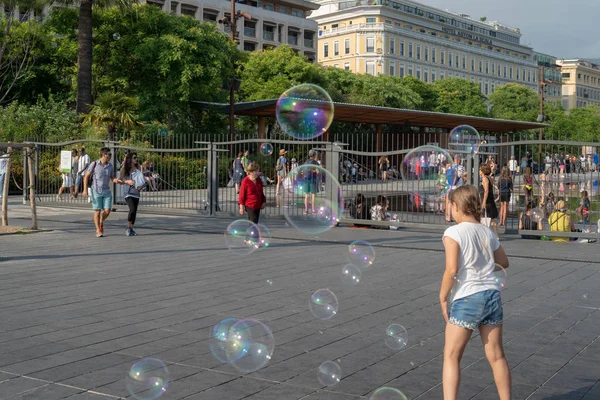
xmin=91 ymin=191 xmax=113 ymax=211
xmin=449 ymin=289 xmax=503 ymax=330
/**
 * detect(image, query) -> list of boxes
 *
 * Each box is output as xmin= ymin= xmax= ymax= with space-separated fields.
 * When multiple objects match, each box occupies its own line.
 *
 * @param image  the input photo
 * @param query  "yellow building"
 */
xmin=309 ymin=0 xmax=538 ymax=96
xmin=557 ymin=59 xmax=600 ymax=110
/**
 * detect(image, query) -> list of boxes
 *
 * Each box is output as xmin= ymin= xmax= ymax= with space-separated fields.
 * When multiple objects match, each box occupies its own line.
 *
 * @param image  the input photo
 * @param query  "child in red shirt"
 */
xmin=238 ymin=162 xmax=266 ymax=223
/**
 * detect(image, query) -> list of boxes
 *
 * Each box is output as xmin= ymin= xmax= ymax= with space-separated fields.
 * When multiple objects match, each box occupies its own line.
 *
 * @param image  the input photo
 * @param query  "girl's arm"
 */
xmin=518 ymin=213 xmax=524 ymax=230
xmin=494 ymin=245 xmax=509 ymax=269
xmin=440 ymin=237 xmax=460 ymax=322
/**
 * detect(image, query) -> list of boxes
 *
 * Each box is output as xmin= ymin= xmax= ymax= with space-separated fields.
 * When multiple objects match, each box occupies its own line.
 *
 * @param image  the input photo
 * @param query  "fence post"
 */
xmin=207 ymin=142 xmax=219 ymax=215
xmin=325 ymin=141 xmax=341 ymax=218
xmin=34 ymin=144 xmax=39 ymax=197
xmin=1 ymin=144 xmax=12 ymax=226
xmin=107 ymin=141 xmax=116 ymax=206
xmin=27 ymin=147 xmax=38 ymax=230
xmin=22 ymin=147 xmax=28 ymax=204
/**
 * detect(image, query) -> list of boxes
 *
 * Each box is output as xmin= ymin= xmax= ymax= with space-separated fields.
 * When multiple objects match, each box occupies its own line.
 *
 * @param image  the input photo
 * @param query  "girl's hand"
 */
xmin=440 ymin=300 xmax=449 ymax=322
xmin=261 ymin=203 xmax=266 ymax=210
xmin=239 ymin=205 xmax=244 ymax=215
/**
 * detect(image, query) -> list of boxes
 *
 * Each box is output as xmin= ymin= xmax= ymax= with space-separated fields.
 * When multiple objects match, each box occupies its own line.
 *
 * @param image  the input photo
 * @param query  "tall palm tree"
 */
xmin=82 ymin=91 xmax=140 ymax=141
xmin=75 ymin=0 xmax=133 ymax=114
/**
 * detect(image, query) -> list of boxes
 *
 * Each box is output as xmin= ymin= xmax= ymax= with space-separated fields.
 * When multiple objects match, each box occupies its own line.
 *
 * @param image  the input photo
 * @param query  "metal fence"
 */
xmin=7 ymin=131 xmax=600 ymax=234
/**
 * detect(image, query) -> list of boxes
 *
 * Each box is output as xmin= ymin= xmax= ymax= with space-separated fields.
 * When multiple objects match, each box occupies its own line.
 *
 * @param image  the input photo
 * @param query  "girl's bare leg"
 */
xmin=443 ymin=323 xmax=473 ymax=400
xmin=479 ymin=325 xmax=511 ymax=400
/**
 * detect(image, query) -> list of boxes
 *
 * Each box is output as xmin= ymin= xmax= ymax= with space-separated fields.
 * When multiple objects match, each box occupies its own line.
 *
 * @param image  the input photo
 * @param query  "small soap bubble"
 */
xmin=209 ymin=318 xmax=240 ymax=363
xmin=113 ymin=32 xmax=121 ymax=41
xmin=257 ymin=223 xmax=272 ymax=248
xmin=385 ymin=324 xmax=408 ymax=351
xmin=225 ymin=220 xmax=260 ymax=256
xmin=225 ymin=319 xmax=275 ymax=373
xmin=369 ymin=387 xmax=408 ymax=400
xmin=582 ymin=293 xmax=588 ymax=300
xmin=531 ymin=208 xmax=543 ymax=223
xmin=283 ymin=164 xmax=343 ymax=235
xmin=348 ymin=240 xmax=375 ymax=269
xmin=449 ymin=125 xmax=481 ymax=155
xmin=309 ymin=289 xmax=338 ymax=320
xmin=276 ymin=84 xmax=334 ymax=140
xmin=491 ymin=264 xmax=507 ymax=289
xmin=259 ymin=143 xmax=273 ymax=156
xmin=317 ymin=361 xmax=341 ymax=386
xmin=125 ymin=358 xmax=169 ymax=400
xmin=266 ymin=279 xmax=273 ymax=285
xmin=410 ymin=362 xmax=415 ymax=366
xmin=341 ymin=264 xmax=362 ymax=286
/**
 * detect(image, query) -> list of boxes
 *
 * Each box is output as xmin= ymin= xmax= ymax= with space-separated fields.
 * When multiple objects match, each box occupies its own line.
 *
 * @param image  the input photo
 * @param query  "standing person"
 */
xmin=350 ymin=193 xmax=370 ymax=226
xmin=497 ymin=167 xmax=512 ymax=227
xmin=82 ymin=147 xmax=125 ymax=237
xmin=238 ymin=162 xmax=266 ymax=224
xmin=303 ymin=150 xmax=320 ymax=214
xmin=379 ymin=155 xmax=389 ymax=182
xmin=479 ymin=164 xmax=499 ymax=236
xmin=0 ymin=150 xmax=7 ymax=200
xmin=576 ymin=190 xmax=590 ymax=224
xmin=120 ymin=152 xmax=146 ymax=236
xmin=57 ymin=165 xmax=71 ymax=200
xmin=440 ymin=185 xmax=511 ymax=400
xmin=523 ymin=167 xmax=537 ymax=206
xmin=69 ymin=149 xmax=79 ymax=199
xmin=232 ymin=152 xmax=245 ymax=194
xmin=75 ymin=147 xmax=91 ymax=197
xmin=241 ymin=150 xmax=250 ymax=174
xmin=275 ymin=149 xmax=288 ymax=196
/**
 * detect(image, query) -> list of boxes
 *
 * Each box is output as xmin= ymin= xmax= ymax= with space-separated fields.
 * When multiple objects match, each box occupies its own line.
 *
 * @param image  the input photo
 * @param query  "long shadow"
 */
xmin=537 ymin=381 xmax=598 ymax=400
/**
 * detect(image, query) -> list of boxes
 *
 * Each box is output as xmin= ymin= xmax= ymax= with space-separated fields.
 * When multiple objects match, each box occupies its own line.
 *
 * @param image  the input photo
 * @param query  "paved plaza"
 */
xmin=0 ymin=200 xmax=599 ymax=399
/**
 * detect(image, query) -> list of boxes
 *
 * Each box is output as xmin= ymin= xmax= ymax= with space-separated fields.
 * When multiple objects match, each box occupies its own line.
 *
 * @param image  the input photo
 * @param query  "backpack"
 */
xmin=87 ymin=161 xmax=97 ymax=186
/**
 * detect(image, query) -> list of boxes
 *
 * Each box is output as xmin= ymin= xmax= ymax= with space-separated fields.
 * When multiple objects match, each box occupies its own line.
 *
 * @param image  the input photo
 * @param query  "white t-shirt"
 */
xmin=78 ymin=154 xmax=91 ymax=175
xmin=443 ymin=222 xmax=501 ymax=302
xmin=509 ymin=159 xmax=517 ymax=171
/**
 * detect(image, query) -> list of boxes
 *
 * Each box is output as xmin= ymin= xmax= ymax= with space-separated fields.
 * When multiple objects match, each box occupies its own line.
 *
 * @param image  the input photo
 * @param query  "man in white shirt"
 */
xmin=508 ymin=156 xmax=517 ymax=178
xmin=75 ymin=147 xmax=91 ymax=197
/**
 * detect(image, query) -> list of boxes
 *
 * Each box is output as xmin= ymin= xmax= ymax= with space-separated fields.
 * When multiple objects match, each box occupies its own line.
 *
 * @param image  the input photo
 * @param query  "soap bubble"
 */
xmin=125 ymin=358 xmax=169 ymax=400
xmin=225 ymin=220 xmax=260 ymax=256
xmin=341 ymin=264 xmax=362 ymax=286
xmin=113 ymin=32 xmax=121 ymax=41
xmin=401 ymin=146 xmax=455 ymax=205
xmin=317 ymin=361 xmax=341 ymax=386
xmin=260 ymin=143 xmax=273 ymax=156
xmin=225 ymin=319 xmax=275 ymax=373
xmin=310 ymin=289 xmax=338 ymax=320
xmin=209 ymin=318 xmax=240 ymax=363
xmin=491 ymin=264 xmax=507 ymax=289
xmin=449 ymin=125 xmax=481 ymax=155
xmin=531 ymin=208 xmax=543 ymax=223
xmin=257 ymin=223 xmax=272 ymax=248
xmin=348 ymin=240 xmax=375 ymax=269
xmin=283 ymin=164 xmax=343 ymax=235
xmin=385 ymin=324 xmax=408 ymax=351
xmin=369 ymin=387 xmax=408 ymax=400
xmin=276 ymin=84 xmax=334 ymax=140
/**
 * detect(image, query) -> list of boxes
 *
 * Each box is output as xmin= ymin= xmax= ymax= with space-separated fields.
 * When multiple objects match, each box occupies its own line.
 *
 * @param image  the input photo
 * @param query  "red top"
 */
xmin=238 ymin=176 xmax=266 ymax=210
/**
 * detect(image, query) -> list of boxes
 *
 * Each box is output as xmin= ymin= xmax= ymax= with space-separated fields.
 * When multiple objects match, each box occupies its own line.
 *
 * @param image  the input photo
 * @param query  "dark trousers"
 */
xmin=245 ymin=207 xmax=261 ymax=224
xmin=125 ymin=196 xmax=140 ymax=225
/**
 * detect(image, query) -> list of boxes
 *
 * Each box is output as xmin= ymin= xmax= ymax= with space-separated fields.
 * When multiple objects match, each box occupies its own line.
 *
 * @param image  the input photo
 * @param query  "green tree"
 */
xmin=432 ymin=78 xmax=487 ymax=116
xmin=82 ymin=91 xmax=139 ymax=141
xmin=568 ymin=105 xmax=600 ymax=143
xmin=347 ymin=74 xmax=422 ymax=109
xmin=488 ymin=83 xmax=539 ymax=121
xmin=397 ymin=75 xmax=438 ymax=111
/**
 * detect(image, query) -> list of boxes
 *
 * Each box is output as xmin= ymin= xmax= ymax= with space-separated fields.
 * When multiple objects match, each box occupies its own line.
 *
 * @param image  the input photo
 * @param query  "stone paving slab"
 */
xmin=0 ymin=201 xmax=599 ymax=399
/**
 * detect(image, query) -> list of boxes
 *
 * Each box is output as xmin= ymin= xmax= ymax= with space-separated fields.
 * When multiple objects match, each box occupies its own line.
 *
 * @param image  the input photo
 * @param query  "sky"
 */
xmin=420 ymin=0 xmax=600 ymax=59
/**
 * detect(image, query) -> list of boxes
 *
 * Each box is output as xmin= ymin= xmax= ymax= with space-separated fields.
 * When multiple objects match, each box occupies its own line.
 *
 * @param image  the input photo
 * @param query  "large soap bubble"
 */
xmin=125 ymin=358 xmax=169 ymax=400
xmin=276 ymin=84 xmax=334 ymax=140
xmin=283 ymin=164 xmax=343 ymax=235
xmin=225 ymin=319 xmax=275 ymax=373
xmin=449 ymin=125 xmax=481 ymax=155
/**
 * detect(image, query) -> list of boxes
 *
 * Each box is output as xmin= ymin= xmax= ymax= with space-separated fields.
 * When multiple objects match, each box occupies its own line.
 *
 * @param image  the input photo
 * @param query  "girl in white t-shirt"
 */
xmin=440 ymin=185 xmax=511 ymax=400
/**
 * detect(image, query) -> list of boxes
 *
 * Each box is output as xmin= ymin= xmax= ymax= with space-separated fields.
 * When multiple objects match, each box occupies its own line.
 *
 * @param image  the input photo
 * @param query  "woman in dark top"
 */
xmin=519 ymin=203 xmax=542 ymax=239
xmin=479 ymin=164 xmax=498 ymax=236
xmin=497 ymin=167 xmax=513 ymax=226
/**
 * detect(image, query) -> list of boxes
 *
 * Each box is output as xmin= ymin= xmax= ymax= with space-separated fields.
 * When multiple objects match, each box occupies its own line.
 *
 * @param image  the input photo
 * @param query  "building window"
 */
xmin=523 ymin=68 xmax=527 ymax=82
xmin=416 ymin=67 xmax=421 ymax=80
xmin=400 ymin=63 xmax=405 ymax=77
xmin=344 ymin=62 xmax=350 ymax=70
xmin=479 ymin=60 xmax=482 ymax=73
xmin=366 ymin=61 xmax=375 ymax=75
xmin=324 ymin=43 xmax=328 ymax=57
xmin=456 ymin=54 xmax=459 ymax=68
xmin=424 ymin=46 xmax=429 ymax=61
xmin=440 ymin=70 xmax=445 ymax=79
xmin=471 ymin=58 xmax=475 ymax=72
xmin=366 ymin=17 xmax=376 ymax=24
xmin=448 ymin=51 xmax=452 ymax=67
xmin=408 ymin=64 xmax=413 ymax=76
xmin=408 ymin=42 xmax=413 ymax=58
xmin=432 ymin=70 xmax=436 ymax=82
xmin=485 ymin=61 xmax=489 ymax=74
xmin=509 ymin=67 xmax=513 ymax=79
xmin=485 ymin=82 xmax=489 ymax=95
xmin=400 ymin=41 xmax=405 ymax=56
xmin=504 ymin=65 xmax=507 ymax=78
xmin=416 ymin=45 xmax=421 ymax=60
xmin=334 ymin=41 xmax=339 ymax=56
xmin=491 ymin=83 xmax=495 ymax=92
xmin=440 ymin=50 xmax=445 ymax=65
xmin=344 ymin=38 xmax=350 ymax=54
xmin=390 ymin=63 xmax=395 ymax=76
xmin=390 ymin=38 xmax=395 ymax=54
xmin=424 ymin=67 xmax=429 ymax=82
xmin=516 ymin=68 xmax=519 ymax=80
xmin=334 ymin=64 xmax=339 ymax=68
xmin=462 ymin=55 xmax=466 ymax=70
xmin=366 ymin=37 xmax=375 ymax=53
xmin=492 ymin=62 xmax=495 ymax=75
xmin=432 ymin=48 xmax=436 ymax=63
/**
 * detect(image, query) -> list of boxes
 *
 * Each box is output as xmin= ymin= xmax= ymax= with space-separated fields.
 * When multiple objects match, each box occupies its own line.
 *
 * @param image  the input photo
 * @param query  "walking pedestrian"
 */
xmin=440 ymin=185 xmax=511 ymax=400
xmin=75 ymin=147 xmax=90 ymax=197
xmin=232 ymin=152 xmax=245 ymax=194
xmin=275 ymin=149 xmax=288 ymax=196
xmin=120 ymin=152 xmax=146 ymax=236
xmin=497 ymin=167 xmax=512 ymax=227
xmin=69 ymin=149 xmax=79 ymax=199
xmin=238 ymin=162 xmax=266 ymax=224
xmin=82 ymin=147 xmax=125 ymax=237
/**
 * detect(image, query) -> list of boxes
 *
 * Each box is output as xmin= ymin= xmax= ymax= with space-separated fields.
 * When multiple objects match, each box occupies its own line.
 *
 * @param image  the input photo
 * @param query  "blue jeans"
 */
xmin=449 ymin=290 xmax=503 ymax=330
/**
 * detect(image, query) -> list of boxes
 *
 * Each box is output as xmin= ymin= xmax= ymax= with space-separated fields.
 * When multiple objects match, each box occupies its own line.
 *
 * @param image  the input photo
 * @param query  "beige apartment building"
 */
xmin=142 ymin=0 xmax=319 ymax=61
xmin=309 ymin=0 xmax=538 ymax=96
xmin=557 ymin=59 xmax=600 ymax=110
